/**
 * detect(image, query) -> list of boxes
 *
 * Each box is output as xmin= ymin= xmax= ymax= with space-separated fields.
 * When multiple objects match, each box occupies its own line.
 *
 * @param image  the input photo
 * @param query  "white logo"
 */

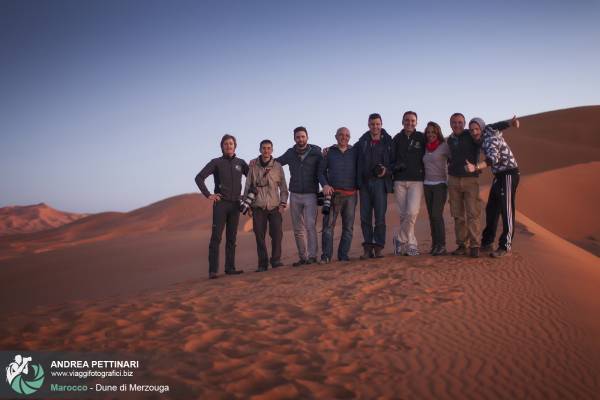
xmin=6 ymin=354 xmax=31 ymax=385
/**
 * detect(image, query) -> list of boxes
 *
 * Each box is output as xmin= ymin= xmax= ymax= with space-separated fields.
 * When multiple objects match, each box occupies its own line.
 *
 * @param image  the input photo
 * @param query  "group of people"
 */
xmin=196 ymin=112 xmax=521 ymax=279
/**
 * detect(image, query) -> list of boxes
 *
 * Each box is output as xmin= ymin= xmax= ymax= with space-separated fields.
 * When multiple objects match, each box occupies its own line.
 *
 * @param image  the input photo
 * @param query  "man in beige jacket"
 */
xmin=244 ymin=140 xmax=289 ymax=272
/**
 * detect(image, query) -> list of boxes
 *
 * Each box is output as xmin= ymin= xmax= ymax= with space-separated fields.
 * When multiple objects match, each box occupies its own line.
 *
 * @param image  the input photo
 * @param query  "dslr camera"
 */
xmin=372 ymin=163 xmax=385 ymax=178
xmin=240 ymin=186 xmax=258 ymax=215
xmin=317 ymin=191 xmax=333 ymax=215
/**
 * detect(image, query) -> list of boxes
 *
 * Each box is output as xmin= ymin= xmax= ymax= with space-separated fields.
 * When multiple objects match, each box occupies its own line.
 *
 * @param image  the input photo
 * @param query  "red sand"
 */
xmin=1 ymin=106 xmax=600 ymax=398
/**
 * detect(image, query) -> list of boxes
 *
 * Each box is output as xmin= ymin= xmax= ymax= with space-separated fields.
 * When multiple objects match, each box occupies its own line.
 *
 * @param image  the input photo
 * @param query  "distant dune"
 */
xmin=518 ymin=162 xmax=600 ymax=256
xmin=493 ymin=105 xmax=600 ymax=177
xmin=0 ymin=203 xmax=87 ymax=236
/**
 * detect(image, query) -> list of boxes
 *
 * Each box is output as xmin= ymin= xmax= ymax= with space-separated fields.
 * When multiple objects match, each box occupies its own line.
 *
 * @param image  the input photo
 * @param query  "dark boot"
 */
xmin=373 ymin=246 xmax=384 ymax=258
xmin=452 ymin=245 xmax=467 ymax=256
xmin=469 ymin=247 xmax=480 ymax=258
xmin=360 ymin=244 xmax=374 ymax=260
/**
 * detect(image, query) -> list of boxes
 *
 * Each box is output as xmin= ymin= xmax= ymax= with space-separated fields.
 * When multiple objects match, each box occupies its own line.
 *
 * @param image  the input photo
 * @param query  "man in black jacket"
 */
xmin=392 ymin=111 xmax=426 ymax=256
xmin=356 ymin=113 xmax=395 ymax=259
xmin=276 ymin=127 xmax=323 ymax=266
xmin=195 ymin=134 xmax=248 ymax=279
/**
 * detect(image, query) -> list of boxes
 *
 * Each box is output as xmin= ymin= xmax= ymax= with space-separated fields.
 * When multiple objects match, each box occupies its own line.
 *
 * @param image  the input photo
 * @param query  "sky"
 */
xmin=1 ymin=0 xmax=599 ymax=213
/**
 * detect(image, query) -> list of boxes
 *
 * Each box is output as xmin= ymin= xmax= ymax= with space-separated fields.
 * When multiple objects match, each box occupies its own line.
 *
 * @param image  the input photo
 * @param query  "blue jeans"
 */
xmin=359 ymin=179 xmax=388 ymax=248
xmin=321 ymin=192 xmax=357 ymax=261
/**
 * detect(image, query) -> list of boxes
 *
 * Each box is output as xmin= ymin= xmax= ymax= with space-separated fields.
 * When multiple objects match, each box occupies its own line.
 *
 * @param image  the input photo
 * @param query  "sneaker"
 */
xmin=491 ymin=248 xmax=511 ymax=258
xmin=225 ymin=269 xmax=244 ymax=275
xmin=406 ymin=247 xmax=420 ymax=256
xmin=208 ymin=272 xmax=218 ymax=279
xmin=319 ymin=257 xmax=331 ymax=264
xmin=339 ymin=256 xmax=351 ymax=262
xmin=432 ymin=246 xmax=447 ymax=256
xmin=306 ymin=257 xmax=318 ymax=265
xmin=292 ymin=259 xmax=307 ymax=267
xmin=271 ymin=262 xmax=284 ymax=268
xmin=452 ymin=245 xmax=467 ymax=256
xmin=469 ymin=247 xmax=480 ymax=258
xmin=480 ymin=243 xmax=494 ymax=252
xmin=373 ymin=246 xmax=384 ymax=258
xmin=255 ymin=267 xmax=268 ymax=272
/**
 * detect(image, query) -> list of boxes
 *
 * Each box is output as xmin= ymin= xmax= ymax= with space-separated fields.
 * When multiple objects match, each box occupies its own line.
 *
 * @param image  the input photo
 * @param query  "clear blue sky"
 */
xmin=1 ymin=0 xmax=599 ymax=213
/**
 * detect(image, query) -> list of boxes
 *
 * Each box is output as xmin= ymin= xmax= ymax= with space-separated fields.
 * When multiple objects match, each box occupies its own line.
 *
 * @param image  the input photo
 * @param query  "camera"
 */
xmin=239 ymin=187 xmax=257 ymax=215
xmin=372 ymin=163 xmax=385 ymax=177
xmin=317 ymin=192 xmax=333 ymax=215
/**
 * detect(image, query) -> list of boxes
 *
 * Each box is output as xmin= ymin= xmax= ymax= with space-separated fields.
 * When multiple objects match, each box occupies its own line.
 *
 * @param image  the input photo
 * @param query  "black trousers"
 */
xmin=208 ymin=200 xmax=240 ymax=274
xmin=424 ymin=183 xmax=448 ymax=248
xmin=252 ymin=207 xmax=283 ymax=269
xmin=482 ymin=170 xmax=520 ymax=251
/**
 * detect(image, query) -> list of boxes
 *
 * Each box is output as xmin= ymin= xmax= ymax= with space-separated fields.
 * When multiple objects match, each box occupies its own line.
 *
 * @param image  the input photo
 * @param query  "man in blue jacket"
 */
xmin=276 ymin=126 xmax=323 ymax=266
xmin=356 ymin=113 xmax=395 ymax=259
xmin=318 ymin=127 xmax=358 ymax=263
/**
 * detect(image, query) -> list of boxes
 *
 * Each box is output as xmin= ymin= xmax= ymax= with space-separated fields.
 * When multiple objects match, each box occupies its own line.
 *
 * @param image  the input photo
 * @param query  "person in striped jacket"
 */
xmin=465 ymin=116 xmax=520 ymax=258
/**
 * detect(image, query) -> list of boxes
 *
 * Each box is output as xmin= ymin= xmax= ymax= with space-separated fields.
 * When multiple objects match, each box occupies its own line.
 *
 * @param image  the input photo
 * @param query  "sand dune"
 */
xmin=518 ymin=161 xmax=600 ymax=256
xmin=0 ymin=203 xmax=87 ymax=236
xmin=1 ymin=211 xmax=598 ymax=399
xmin=1 ymin=106 xmax=600 ymax=398
xmin=0 ymin=194 xmax=214 ymax=259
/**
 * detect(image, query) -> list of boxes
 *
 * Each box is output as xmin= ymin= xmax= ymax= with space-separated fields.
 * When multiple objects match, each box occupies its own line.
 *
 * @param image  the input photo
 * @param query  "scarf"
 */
xmin=426 ymin=139 xmax=440 ymax=153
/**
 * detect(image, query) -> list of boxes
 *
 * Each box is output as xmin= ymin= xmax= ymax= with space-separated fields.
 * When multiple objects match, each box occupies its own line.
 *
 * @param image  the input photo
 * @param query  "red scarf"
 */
xmin=426 ymin=139 xmax=440 ymax=153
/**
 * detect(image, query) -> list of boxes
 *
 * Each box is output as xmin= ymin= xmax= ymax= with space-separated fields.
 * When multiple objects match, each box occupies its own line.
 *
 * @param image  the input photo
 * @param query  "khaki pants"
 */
xmin=448 ymin=176 xmax=480 ymax=248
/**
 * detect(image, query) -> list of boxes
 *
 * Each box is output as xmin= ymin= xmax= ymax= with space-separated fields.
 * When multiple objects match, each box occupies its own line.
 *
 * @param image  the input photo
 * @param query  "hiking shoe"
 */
xmin=373 ymin=246 xmax=384 ymax=258
xmin=406 ymin=247 xmax=420 ymax=256
xmin=225 ymin=269 xmax=244 ymax=275
xmin=339 ymin=256 xmax=351 ymax=262
xmin=209 ymin=272 xmax=218 ymax=279
xmin=271 ymin=262 xmax=284 ymax=268
xmin=432 ymin=246 xmax=447 ymax=256
xmin=292 ymin=259 xmax=307 ymax=267
xmin=306 ymin=257 xmax=317 ymax=265
xmin=469 ymin=247 xmax=480 ymax=258
xmin=491 ymin=248 xmax=511 ymax=258
xmin=452 ymin=246 xmax=467 ymax=256
xmin=360 ymin=244 xmax=374 ymax=260
xmin=480 ymin=243 xmax=494 ymax=252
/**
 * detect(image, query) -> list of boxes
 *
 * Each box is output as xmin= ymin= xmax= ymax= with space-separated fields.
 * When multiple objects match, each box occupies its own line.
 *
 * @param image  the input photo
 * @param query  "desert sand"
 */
xmin=1 ymin=106 xmax=600 ymax=399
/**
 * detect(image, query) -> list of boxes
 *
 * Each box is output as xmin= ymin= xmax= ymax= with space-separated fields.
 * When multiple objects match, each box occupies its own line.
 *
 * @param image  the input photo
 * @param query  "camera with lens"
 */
xmin=240 ymin=186 xmax=258 ymax=215
xmin=317 ymin=191 xmax=333 ymax=215
xmin=372 ymin=163 xmax=385 ymax=178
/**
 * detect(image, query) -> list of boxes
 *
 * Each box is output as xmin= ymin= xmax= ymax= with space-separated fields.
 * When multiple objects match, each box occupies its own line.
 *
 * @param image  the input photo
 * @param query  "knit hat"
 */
xmin=469 ymin=118 xmax=486 ymax=131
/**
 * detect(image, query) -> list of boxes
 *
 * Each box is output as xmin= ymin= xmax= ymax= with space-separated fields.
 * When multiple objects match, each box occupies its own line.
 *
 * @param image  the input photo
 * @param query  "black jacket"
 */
xmin=276 ymin=144 xmax=323 ymax=194
xmin=195 ymin=155 xmax=249 ymax=201
xmin=447 ymin=131 xmax=480 ymax=178
xmin=392 ymin=130 xmax=426 ymax=181
xmin=356 ymin=130 xmax=395 ymax=193
xmin=447 ymin=121 xmax=510 ymax=177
